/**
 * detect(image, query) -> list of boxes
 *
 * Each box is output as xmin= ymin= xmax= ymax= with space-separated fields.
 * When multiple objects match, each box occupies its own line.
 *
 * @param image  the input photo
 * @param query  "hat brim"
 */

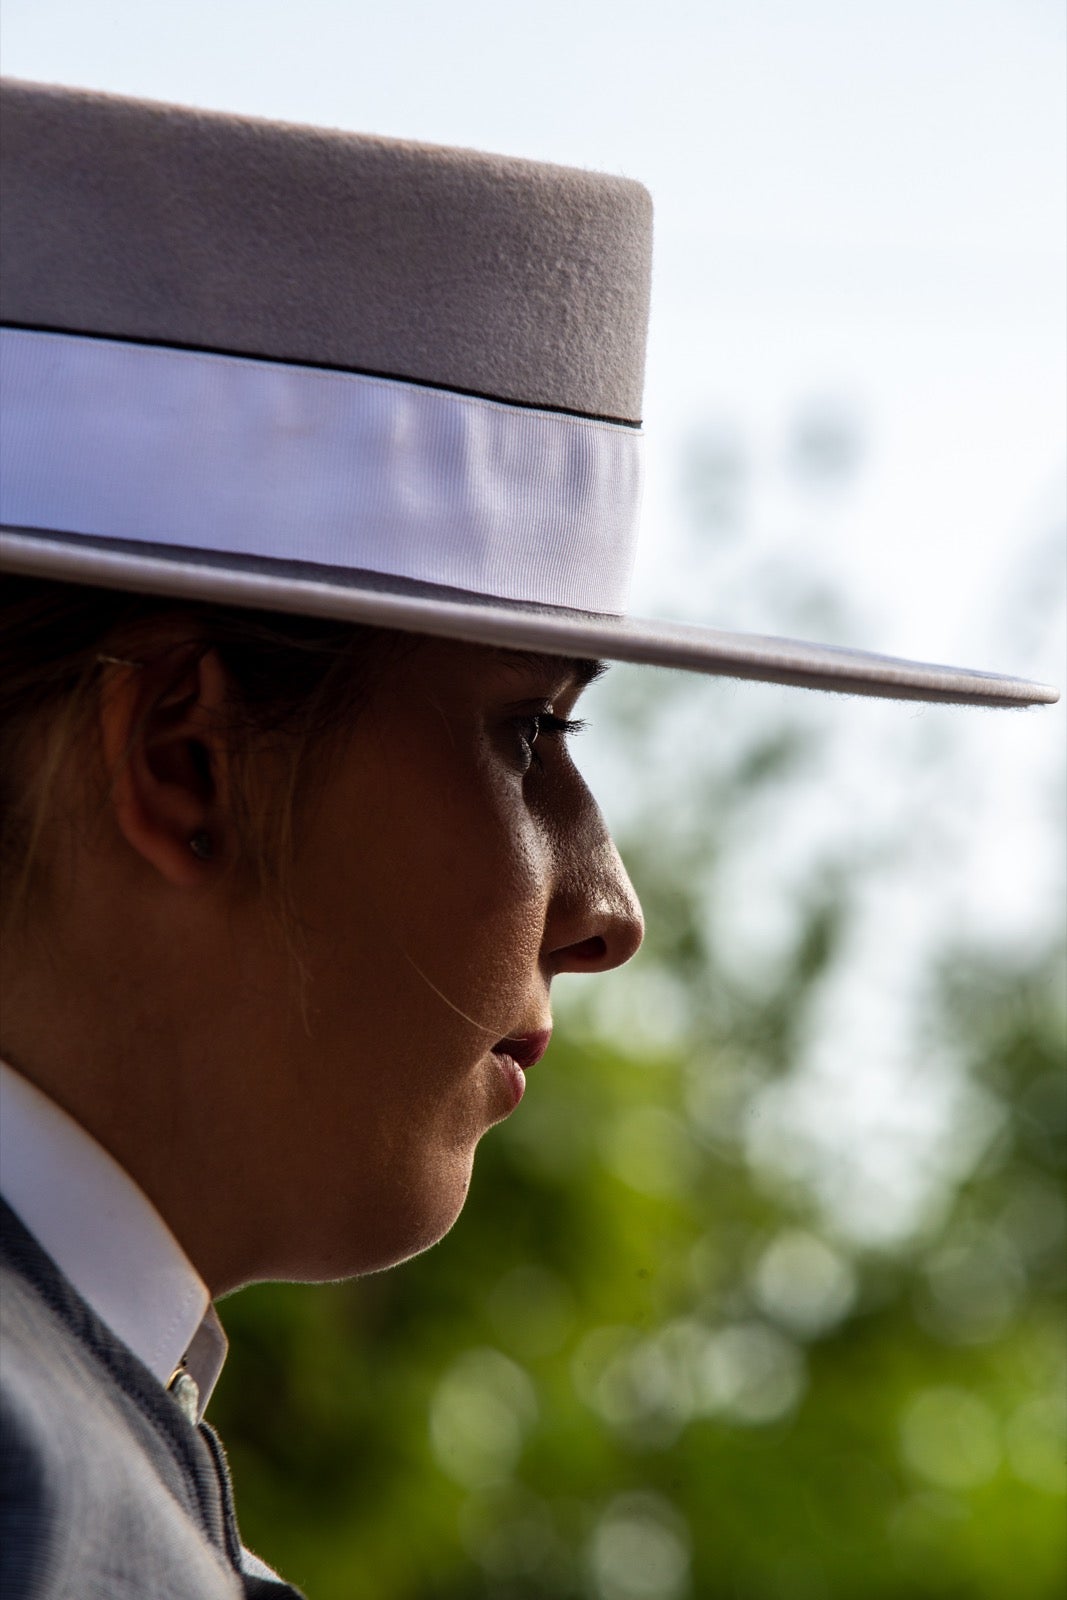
xmin=0 ymin=526 xmax=1058 ymax=708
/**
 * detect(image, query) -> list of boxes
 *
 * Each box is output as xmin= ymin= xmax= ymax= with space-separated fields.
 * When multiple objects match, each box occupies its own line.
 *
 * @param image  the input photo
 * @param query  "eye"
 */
xmin=513 ymin=712 xmax=587 ymax=771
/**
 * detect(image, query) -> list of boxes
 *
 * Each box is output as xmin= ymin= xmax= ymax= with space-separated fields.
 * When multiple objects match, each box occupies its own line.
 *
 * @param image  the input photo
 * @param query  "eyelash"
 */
xmin=516 ymin=713 xmax=587 ymax=769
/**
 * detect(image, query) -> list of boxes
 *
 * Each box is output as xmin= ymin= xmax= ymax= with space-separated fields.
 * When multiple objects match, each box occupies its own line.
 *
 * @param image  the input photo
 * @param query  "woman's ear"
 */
xmin=98 ymin=648 xmax=234 ymax=888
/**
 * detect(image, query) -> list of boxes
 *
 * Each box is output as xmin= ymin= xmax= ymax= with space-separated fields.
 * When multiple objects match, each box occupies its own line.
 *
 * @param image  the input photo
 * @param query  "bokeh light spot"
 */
xmin=752 ymin=1228 xmax=857 ymax=1337
xmin=429 ymin=1348 xmax=538 ymax=1490
xmin=587 ymin=1492 xmax=691 ymax=1600
xmin=899 ymin=1387 xmax=1001 ymax=1491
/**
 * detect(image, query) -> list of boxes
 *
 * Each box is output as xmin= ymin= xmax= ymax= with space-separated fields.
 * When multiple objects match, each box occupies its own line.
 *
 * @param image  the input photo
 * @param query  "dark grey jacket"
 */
xmin=0 ymin=1200 xmax=303 ymax=1599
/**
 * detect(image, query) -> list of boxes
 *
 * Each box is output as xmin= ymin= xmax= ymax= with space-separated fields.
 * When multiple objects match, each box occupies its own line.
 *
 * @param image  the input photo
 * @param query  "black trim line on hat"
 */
xmin=0 ymin=322 xmax=644 ymax=430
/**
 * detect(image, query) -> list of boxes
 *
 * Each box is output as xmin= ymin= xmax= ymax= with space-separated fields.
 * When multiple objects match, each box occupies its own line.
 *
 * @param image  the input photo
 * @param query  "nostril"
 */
xmin=566 ymin=935 xmax=608 ymax=966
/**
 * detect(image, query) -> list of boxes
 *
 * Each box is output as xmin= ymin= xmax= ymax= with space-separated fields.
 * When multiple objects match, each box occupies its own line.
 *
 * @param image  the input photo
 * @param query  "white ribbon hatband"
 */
xmin=0 ymin=328 xmax=642 ymax=614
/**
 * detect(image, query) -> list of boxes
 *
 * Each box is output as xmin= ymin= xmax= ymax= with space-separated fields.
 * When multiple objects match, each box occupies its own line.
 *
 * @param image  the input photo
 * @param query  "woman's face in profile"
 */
xmin=222 ymin=637 xmax=643 ymax=1285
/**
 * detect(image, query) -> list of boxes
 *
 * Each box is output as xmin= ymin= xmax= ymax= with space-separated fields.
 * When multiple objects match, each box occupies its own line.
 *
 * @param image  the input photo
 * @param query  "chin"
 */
xmin=279 ymin=1149 xmax=476 ymax=1284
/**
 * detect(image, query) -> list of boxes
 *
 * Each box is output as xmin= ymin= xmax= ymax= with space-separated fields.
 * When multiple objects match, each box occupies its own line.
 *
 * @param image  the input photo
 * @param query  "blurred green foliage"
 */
xmin=210 ymin=668 xmax=1066 ymax=1600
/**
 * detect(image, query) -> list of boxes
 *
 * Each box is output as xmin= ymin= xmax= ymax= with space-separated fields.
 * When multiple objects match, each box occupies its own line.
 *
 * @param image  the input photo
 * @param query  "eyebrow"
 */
xmin=493 ymin=651 xmax=609 ymax=691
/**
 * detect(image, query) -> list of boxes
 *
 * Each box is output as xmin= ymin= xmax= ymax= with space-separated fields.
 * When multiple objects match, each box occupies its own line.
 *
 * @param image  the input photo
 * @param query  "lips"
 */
xmin=491 ymin=1028 xmax=552 ymax=1071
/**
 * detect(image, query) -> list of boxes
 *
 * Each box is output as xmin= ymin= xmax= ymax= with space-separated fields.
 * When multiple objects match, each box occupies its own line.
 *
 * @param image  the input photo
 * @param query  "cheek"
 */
xmin=407 ymin=779 xmax=549 ymax=988
xmin=300 ymin=756 xmax=550 ymax=1025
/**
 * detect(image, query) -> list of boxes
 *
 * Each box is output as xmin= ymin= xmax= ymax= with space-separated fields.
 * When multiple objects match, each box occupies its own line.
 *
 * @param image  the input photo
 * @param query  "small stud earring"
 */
xmin=188 ymin=830 xmax=214 ymax=862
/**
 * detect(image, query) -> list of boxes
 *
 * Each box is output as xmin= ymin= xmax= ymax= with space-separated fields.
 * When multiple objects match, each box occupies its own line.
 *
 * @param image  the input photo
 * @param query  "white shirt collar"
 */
xmin=0 ymin=1061 xmax=226 ymax=1417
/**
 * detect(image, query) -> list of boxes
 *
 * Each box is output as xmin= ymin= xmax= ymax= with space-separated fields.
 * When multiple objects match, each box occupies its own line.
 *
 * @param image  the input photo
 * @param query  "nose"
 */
xmin=543 ymin=804 xmax=644 ymax=978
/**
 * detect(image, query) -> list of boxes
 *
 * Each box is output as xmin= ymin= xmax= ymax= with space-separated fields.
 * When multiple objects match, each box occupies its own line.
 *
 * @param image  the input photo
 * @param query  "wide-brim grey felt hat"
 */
xmin=0 ymin=79 xmax=1056 ymax=707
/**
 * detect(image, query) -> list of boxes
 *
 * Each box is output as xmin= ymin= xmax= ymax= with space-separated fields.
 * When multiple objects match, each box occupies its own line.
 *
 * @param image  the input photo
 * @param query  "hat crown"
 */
xmin=0 ymin=78 xmax=652 ymax=423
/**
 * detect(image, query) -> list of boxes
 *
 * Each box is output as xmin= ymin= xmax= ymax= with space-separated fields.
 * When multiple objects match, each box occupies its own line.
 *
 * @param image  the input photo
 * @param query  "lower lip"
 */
xmin=491 ymin=1050 xmax=527 ymax=1112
